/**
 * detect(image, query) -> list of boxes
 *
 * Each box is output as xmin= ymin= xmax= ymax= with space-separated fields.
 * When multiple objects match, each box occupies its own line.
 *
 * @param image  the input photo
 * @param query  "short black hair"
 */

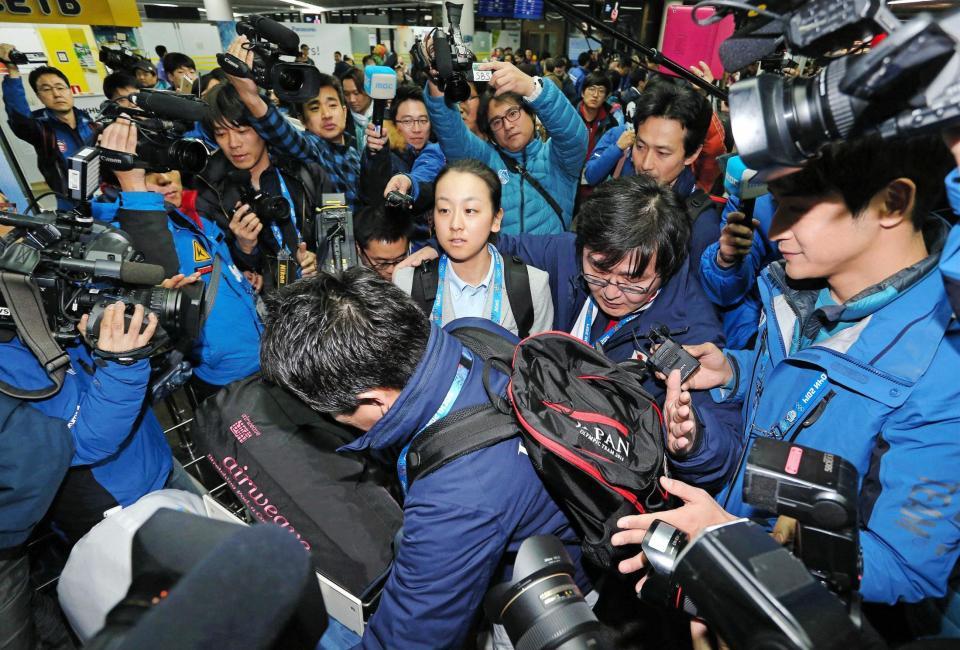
xmin=435 ymin=158 xmax=502 ymax=214
xmin=338 ymin=67 xmax=366 ymax=94
xmin=155 ymin=45 xmax=167 ymax=57
xmin=633 ymin=82 xmax=711 ymax=157
xmin=362 ymin=54 xmax=376 ymax=67
xmin=576 ymin=174 xmax=690 ymax=282
xmin=577 ymin=52 xmax=591 ymax=67
xmin=392 ymin=83 xmax=425 ymax=116
xmin=769 ymin=134 xmax=953 ymax=230
xmin=477 ymin=90 xmax=534 ymax=140
xmin=260 ymin=268 xmax=430 ymax=414
xmin=199 ymin=68 xmax=228 ymax=95
xmin=28 ymin=66 xmax=69 ymax=93
xmin=297 ymin=73 xmax=346 ymax=114
xmin=103 ymin=71 xmax=138 ymax=100
xmin=582 ymin=71 xmax=611 ymax=97
xmin=354 ymin=204 xmax=414 ymax=248
xmin=543 ymin=58 xmax=557 ymax=73
xmin=202 ymin=82 xmax=252 ymax=133
xmin=162 ymin=52 xmax=196 ymax=73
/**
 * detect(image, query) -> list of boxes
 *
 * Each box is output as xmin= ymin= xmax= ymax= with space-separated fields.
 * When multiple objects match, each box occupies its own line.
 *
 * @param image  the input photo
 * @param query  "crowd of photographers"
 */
xmin=1 ymin=11 xmax=960 ymax=649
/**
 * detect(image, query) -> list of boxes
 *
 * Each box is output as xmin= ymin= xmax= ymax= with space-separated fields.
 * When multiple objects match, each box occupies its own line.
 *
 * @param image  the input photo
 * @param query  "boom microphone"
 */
xmin=242 ymin=15 xmax=301 ymax=55
xmin=58 ymin=258 xmax=166 ymax=285
xmin=132 ymin=90 xmax=209 ymax=123
xmin=718 ymin=19 xmax=785 ymax=73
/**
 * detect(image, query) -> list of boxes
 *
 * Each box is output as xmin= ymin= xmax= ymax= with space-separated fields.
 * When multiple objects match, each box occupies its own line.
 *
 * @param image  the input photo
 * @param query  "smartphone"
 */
xmin=179 ymin=74 xmax=196 ymax=94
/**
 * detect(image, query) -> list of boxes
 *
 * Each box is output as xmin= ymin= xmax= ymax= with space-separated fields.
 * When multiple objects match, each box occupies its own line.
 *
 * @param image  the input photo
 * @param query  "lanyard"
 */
xmin=430 ymin=245 xmax=504 ymax=326
xmin=268 ymin=172 xmax=301 ymax=253
xmin=581 ymin=299 xmax=642 ymax=348
xmin=397 ymin=351 xmax=472 ymax=495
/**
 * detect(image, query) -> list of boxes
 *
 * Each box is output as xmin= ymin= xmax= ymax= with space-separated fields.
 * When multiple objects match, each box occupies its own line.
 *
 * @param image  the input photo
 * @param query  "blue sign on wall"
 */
xmin=513 ymin=0 xmax=544 ymax=20
xmin=478 ymin=0 xmax=511 ymax=18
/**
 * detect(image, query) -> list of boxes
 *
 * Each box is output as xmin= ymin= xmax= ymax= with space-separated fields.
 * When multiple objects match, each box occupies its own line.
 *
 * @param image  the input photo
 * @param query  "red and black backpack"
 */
xmin=406 ymin=326 xmax=671 ymax=568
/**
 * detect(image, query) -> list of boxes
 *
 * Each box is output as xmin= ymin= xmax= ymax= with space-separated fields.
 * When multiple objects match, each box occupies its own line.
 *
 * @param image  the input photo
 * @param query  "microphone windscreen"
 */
xmin=119 ymin=261 xmax=167 ymax=286
xmin=133 ymin=90 xmax=209 ymax=123
xmin=120 ymin=521 xmax=320 ymax=650
xmin=719 ymin=20 xmax=784 ymax=73
xmin=251 ymin=15 xmax=300 ymax=55
xmin=723 ymin=155 xmax=748 ymax=199
xmin=364 ymin=65 xmax=398 ymax=100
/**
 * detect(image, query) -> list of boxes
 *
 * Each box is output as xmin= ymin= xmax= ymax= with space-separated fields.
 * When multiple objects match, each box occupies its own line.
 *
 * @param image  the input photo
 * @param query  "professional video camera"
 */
xmin=698 ymin=0 xmax=960 ymax=169
xmin=0 ymin=208 xmax=204 ymax=398
xmin=99 ymin=45 xmax=154 ymax=75
xmin=639 ymin=438 xmax=867 ymax=649
xmin=216 ymin=15 xmax=321 ymax=103
xmin=90 ymin=89 xmax=210 ymax=176
xmin=485 ymin=535 xmax=613 ymax=650
xmin=410 ymin=2 xmax=477 ymax=105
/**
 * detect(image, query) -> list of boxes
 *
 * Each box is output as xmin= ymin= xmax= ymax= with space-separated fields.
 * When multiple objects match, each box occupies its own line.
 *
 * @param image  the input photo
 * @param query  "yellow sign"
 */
xmin=0 ymin=0 xmax=141 ymax=27
xmin=193 ymin=241 xmax=212 ymax=263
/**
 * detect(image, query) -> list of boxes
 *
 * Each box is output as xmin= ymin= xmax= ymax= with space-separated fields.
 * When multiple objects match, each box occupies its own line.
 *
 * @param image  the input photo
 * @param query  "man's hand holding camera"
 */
xmin=477 ymin=61 xmax=536 ymax=98
xmin=78 ymin=302 xmax=158 ymax=355
xmin=100 ymin=119 xmax=146 ymax=192
xmin=223 ymin=35 xmax=268 ymax=119
xmin=0 ymin=43 xmax=21 ymax=77
xmin=230 ymin=203 xmax=262 ymax=254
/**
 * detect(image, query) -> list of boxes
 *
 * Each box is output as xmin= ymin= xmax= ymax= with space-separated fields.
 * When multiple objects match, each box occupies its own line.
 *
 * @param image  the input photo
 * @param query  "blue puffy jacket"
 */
xmin=0 ymin=394 xmax=74 ymax=549
xmin=94 ymin=193 xmax=264 ymax=386
xmin=340 ymin=320 xmax=583 ymax=649
xmin=583 ymin=124 xmax=634 ymax=186
xmin=699 ymin=193 xmax=780 ymax=348
xmin=492 ymin=233 xmax=741 ymax=490
xmin=0 ymin=338 xmax=171 ymax=511
xmin=714 ymin=222 xmax=960 ymax=605
xmin=424 ymin=79 xmax=587 ymax=234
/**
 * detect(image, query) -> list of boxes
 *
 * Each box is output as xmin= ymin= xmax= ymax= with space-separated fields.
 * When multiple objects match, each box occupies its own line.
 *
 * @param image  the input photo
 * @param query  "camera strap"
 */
xmin=0 ymin=272 xmax=70 ymax=400
xmin=495 ymin=149 xmax=565 ymax=229
xmin=269 ymin=173 xmax=302 ymax=253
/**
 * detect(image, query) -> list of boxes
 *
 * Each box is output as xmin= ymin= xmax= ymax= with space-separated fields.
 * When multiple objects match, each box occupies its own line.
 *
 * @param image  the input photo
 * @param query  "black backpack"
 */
xmin=406 ymin=326 xmax=670 ymax=568
xmin=410 ymin=256 xmax=535 ymax=339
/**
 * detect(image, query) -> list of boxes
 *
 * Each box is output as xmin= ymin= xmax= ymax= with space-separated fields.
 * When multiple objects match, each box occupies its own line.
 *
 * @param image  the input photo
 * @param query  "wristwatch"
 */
xmin=524 ymin=76 xmax=544 ymax=103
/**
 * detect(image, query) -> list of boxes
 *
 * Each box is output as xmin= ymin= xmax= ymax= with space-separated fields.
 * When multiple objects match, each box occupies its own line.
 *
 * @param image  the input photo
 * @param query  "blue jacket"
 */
xmin=405 ymin=142 xmax=446 ymax=201
xmin=341 ymin=320 xmax=583 ymax=649
xmin=714 ymin=223 xmax=960 ymax=605
xmin=583 ymin=124 xmax=634 ymax=186
xmin=2 ymin=76 xmax=94 ymax=210
xmin=493 ymin=233 xmax=741 ymax=490
xmin=699 ymin=193 xmax=780 ymax=348
xmin=0 ymin=393 xmax=74 ymax=549
xmin=943 ymin=169 xmax=960 ymax=314
xmin=424 ymin=79 xmax=588 ymax=234
xmin=93 ymin=192 xmax=264 ymax=386
xmin=0 ymin=338 xmax=171 ymax=509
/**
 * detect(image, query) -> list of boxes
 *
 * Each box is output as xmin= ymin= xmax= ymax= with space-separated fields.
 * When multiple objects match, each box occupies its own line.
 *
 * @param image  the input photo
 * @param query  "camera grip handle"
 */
xmin=217 ymin=52 xmax=253 ymax=79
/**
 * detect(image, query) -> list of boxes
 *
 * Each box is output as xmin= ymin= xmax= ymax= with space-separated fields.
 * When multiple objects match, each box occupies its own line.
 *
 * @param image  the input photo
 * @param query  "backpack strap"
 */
xmin=685 ymin=188 xmax=718 ymax=225
xmin=501 ymin=255 xmax=533 ymax=339
xmin=406 ymin=402 xmax=519 ymax=487
xmin=410 ymin=258 xmax=439 ymax=315
xmin=495 ymin=148 xmax=565 ymax=229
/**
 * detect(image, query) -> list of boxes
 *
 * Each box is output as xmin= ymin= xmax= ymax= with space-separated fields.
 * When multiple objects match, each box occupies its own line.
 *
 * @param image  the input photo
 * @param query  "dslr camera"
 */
xmin=217 ymin=15 xmax=321 ymax=103
xmin=0 ymin=208 xmax=204 ymax=396
xmin=410 ymin=2 xmax=477 ymax=105
xmin=706 ymin=0 xmax=960 ymax=170
xmin=92 ymin=89 xmax=211 ymax=176
xmin=639 ymin=439 xmax=865 ymax=650
xmin=99 ymin=45 xmax=154 ymax=76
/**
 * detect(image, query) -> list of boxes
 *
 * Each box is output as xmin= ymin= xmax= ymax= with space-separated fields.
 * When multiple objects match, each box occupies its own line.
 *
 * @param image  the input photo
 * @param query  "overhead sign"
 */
xmin=0 ymin=0 xmax=141 ymax=27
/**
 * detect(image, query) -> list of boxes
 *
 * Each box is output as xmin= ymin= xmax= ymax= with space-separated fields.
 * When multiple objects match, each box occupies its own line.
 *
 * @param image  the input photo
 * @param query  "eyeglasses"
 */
xmin=489 ymin=106 xmax=523 ymax=131
xmin=37 ymin=84 xmax=69 ymax=95
xmin=396 ymin=117 xmax=429 ymax=128
xmin=581 ymin=272 xmax=658 ymax=297
xmin=583 ymin=85 xmax=608 ymax=97
xmin=360 ymin=249 xmax=407 ymax=272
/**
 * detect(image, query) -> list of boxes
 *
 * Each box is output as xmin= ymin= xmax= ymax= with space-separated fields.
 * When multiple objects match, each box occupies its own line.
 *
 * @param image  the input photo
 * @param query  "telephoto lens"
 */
xmin=75 ymin=283 xmax=205 ymax=348
xmin=484 ymin=536 xmax=612 ymax=650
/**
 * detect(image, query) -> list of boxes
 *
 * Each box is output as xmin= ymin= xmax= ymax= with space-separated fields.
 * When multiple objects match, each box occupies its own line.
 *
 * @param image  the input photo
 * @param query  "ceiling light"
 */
xmin=286 ymin=0 xmax=326 ymax=10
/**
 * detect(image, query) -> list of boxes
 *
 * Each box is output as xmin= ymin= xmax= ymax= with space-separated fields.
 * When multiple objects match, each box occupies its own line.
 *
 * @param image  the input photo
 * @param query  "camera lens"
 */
xmin=169 ymin=139 xmax=209 ymax=175
xmin=444 ymin=74 xmax=471 ymax=104
xmin=277 ymin=68 xmax=303 ymax=93
xmin=729 ymin=58 xmax=864 ymax=170
xmin=485 ymin=536 xmax=610 ymax=650
xmin=255 ymin=194 xmax=291 ymax=223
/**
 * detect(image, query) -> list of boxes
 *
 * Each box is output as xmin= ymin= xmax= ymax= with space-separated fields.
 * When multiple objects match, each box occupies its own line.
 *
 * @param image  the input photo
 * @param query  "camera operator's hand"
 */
xmin=478 ymin=61 xmax=536 ymax=98
xmin=100 ymin=119 xmax=146 ymax=192
xmin=689 ymin=60 xmax=714 ymax=85
xmin=664 ymin=370 xmax=698 ymax=457
xmin=160 ymin=272 xmax=201 ymax=290
xmin=78 ymin=302 xmax=158 ymax=355
xmin=655 ymin=342 xmax=733 ymax=391
xmin=393 ymin=245 xmax=438 ymax=272
xmin=384 ymin=174 xmax=412 ymax=198
xmin=224 ymin=35 xmax=268 ymax=119
xmin=242 ymin=270 xmax=263 ymax=293
xmin=296 ymin=242 xmax=317 ymax=277
xmin=611 ymin=476 xmax=737 ymax=584
xmin=716 ymin=212 xmax=758 ymax=268
xmin=616 ymin=127 xmax=635 ymax=151
xmin=230 ymin=203 xmax=262 ymax=255
xmin=0 ymin=44 xmax=20 ymax=76
xmin=365 ymin=122 xmax=388 ymax=153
